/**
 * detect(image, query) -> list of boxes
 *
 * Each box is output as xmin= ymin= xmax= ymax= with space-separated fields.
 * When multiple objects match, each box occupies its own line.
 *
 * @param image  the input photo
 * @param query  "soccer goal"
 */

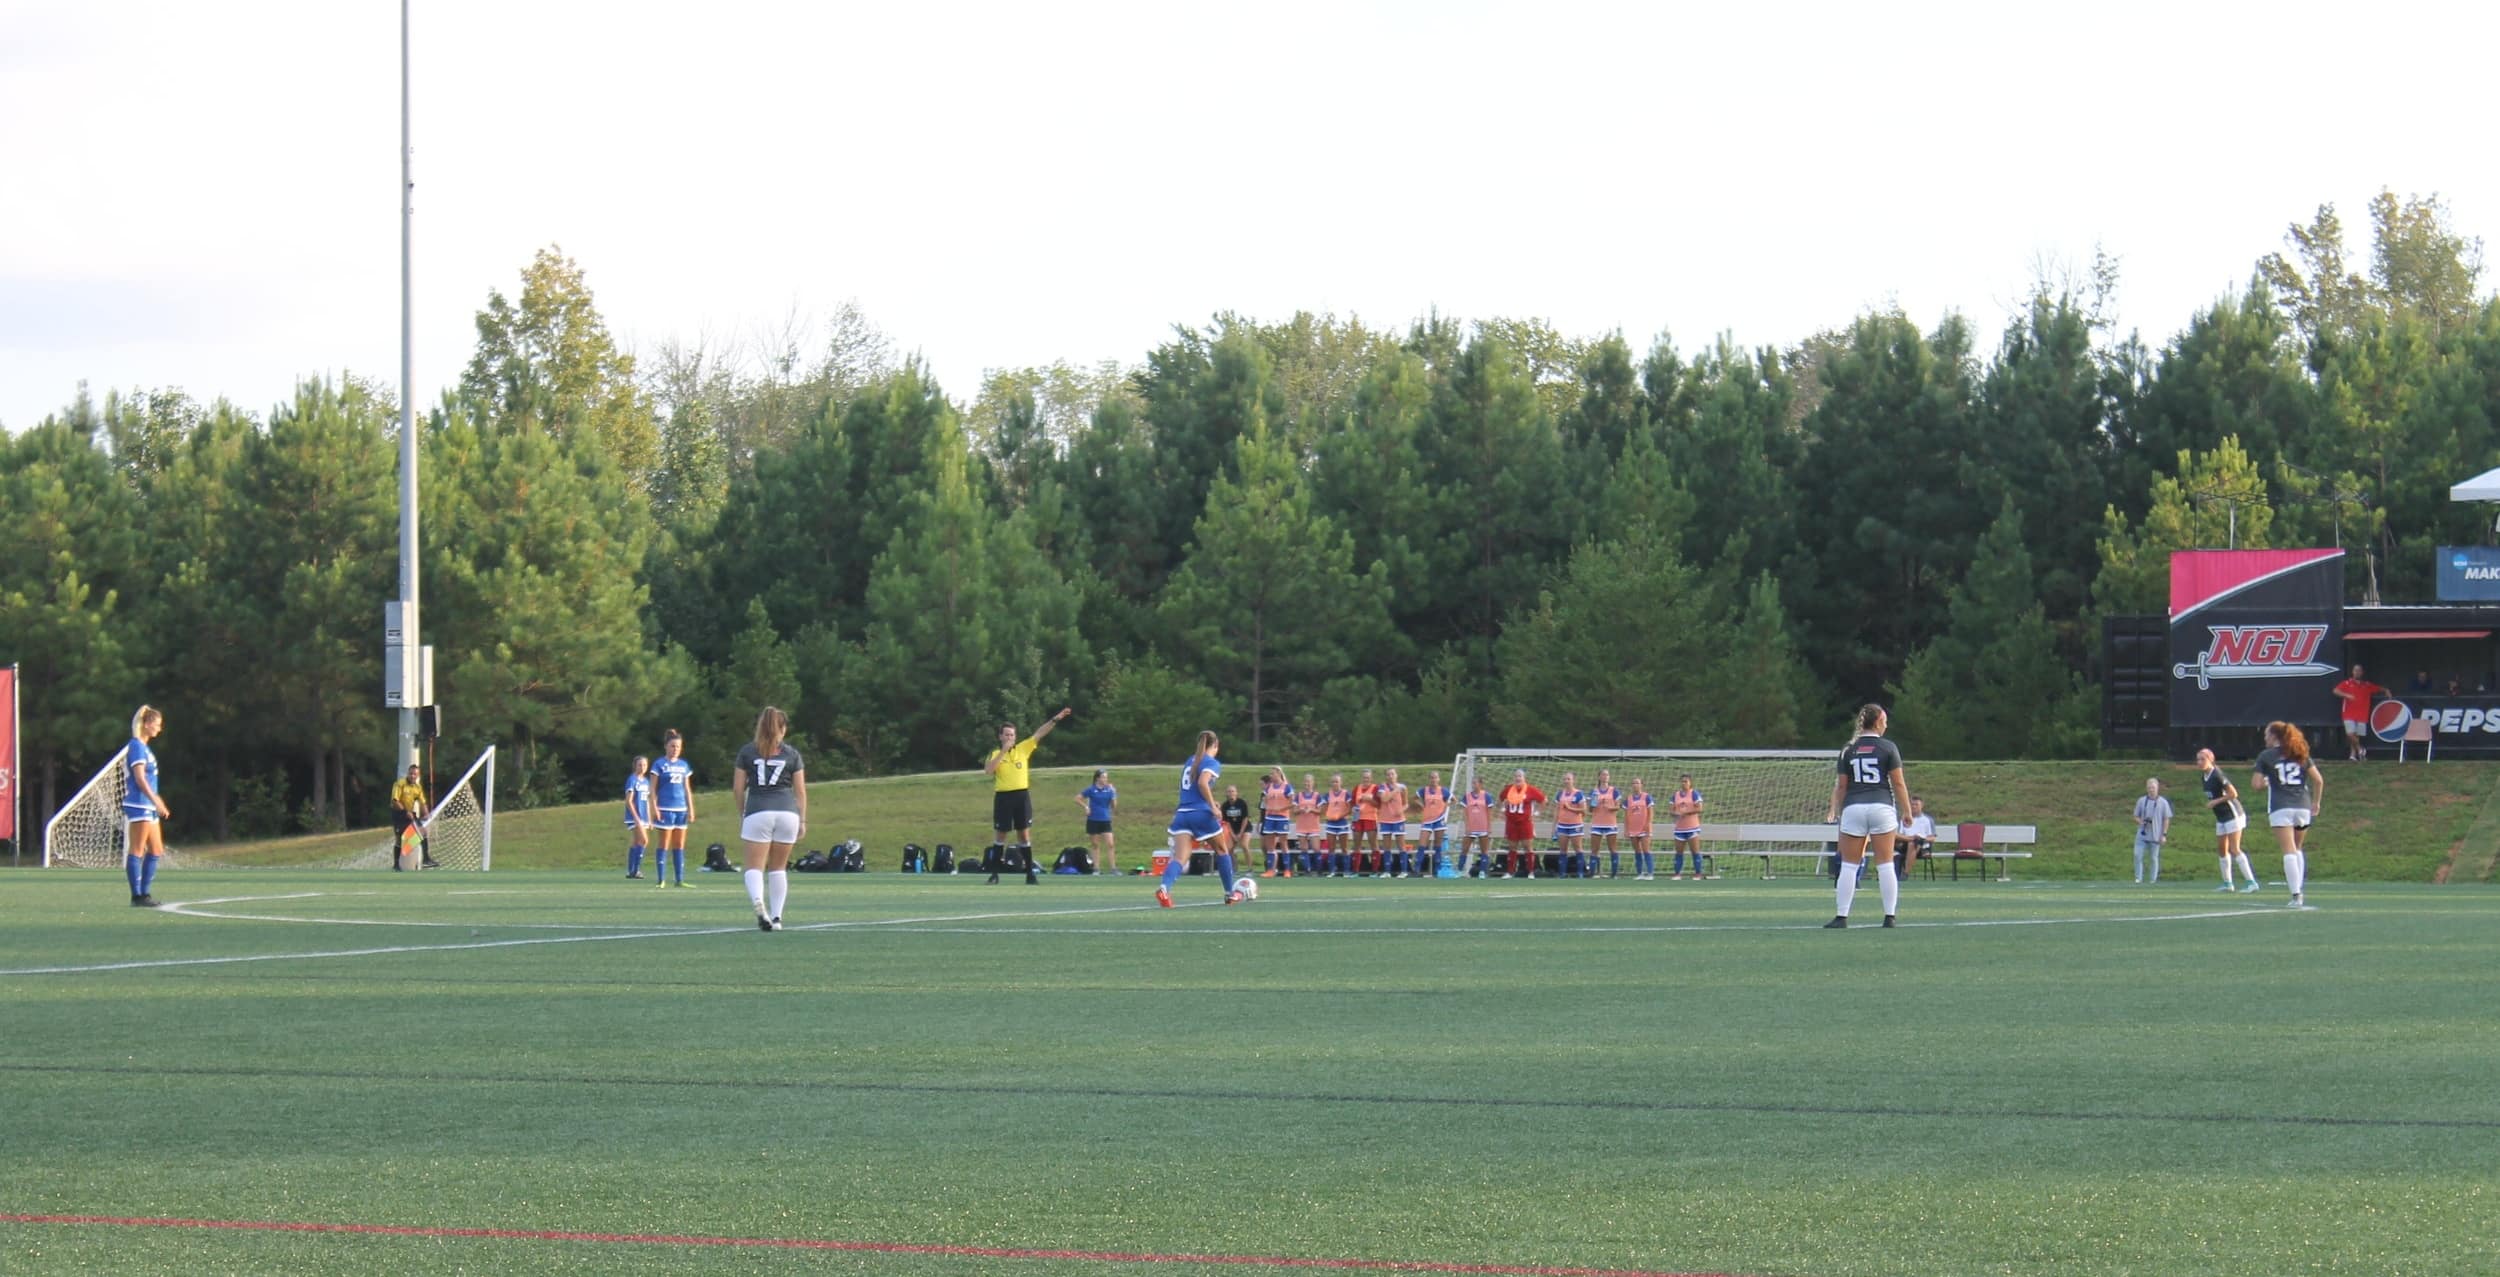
xmin=42 ymin=745 xmax=496 ymax=871
xmin=1447 ymin=748 xmax=1839 ymax=869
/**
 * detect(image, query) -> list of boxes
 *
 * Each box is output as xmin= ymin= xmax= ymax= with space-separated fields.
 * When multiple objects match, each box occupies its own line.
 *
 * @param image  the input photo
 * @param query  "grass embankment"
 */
xmin=172 ymin=758 xmax=2500 ymax=882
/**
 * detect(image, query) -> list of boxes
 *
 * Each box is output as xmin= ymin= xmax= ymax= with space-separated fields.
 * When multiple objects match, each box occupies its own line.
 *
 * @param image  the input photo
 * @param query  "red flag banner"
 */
xmin=0 ymin=665 xmax=16 ymax=842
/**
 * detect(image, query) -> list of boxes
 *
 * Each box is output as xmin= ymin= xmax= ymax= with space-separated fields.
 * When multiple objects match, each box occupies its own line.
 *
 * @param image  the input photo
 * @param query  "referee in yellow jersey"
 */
xmin=984 ymin=708 xmax=1071 ymax=882
xmin=390 ymin=764 xmax=439 ymax=870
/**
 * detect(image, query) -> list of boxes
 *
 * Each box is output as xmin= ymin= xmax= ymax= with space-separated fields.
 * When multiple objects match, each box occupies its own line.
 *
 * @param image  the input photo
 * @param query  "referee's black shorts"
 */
xmin=993 ymin=789 xmax=1034 ymax=834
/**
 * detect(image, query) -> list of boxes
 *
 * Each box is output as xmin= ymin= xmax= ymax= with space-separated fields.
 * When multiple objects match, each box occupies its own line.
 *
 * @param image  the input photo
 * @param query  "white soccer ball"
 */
xmin=1234 ymin=877 xmax=1259 ymax=900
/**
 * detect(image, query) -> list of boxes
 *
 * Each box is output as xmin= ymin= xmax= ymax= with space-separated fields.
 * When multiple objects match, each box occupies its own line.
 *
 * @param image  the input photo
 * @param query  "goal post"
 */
xmin=1448 ymin=748 xmax=1840 ymax=867
xmin=39 ymin=744 xmax=496 ymax=871
xmin=41 ymin=751 xmax=131 ymax=868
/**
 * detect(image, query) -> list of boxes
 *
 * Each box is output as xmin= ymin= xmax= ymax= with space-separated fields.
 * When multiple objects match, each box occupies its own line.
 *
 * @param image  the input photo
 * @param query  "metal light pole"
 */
xmin=395 ymin=0 xmax=420 ymax=772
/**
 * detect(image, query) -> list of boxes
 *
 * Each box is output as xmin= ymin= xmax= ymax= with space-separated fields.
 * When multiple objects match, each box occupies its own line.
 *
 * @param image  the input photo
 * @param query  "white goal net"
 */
xmin=1448 ymin=748 xmax=1838 ymax=855
xmin=42 ymin=746 xmax=496 ymax=871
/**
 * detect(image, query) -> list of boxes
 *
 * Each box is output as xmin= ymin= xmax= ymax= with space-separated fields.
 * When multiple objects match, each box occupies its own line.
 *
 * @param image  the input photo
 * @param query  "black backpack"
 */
xmin=1054 ymin=846 xmax=1095 ymax=874
xmin=792 ymin=849 xmax=830 ymax=872
xmin=901 ymin=843 xmax=926 ymax=873
xmin=838 ymin=840 xmax=866 ymax=872
xmin=702 ymin=842 xmax=733 ymax=872
xmin=934 ymin=843 xmax=956 ymax=873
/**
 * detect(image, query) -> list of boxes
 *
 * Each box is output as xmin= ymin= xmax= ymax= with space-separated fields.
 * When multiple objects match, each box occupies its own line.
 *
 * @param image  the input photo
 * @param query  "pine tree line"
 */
xmin=1 ymin=193 xmax=2492 ymax=839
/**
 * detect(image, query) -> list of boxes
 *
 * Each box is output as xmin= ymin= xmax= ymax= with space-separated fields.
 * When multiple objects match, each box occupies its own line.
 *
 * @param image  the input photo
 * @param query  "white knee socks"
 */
xmin=744 ymin=868 xmax=766 ymax=912
xmin=2283 ymin=851 xmax=2305 ymax=896
xmin=1876 ymin=860 xmax=1899 ymax=917
xmin=766 ymin=869 xmax=789 ymax=921
xmin=1835 ymin=860 xmax=1861 ymax=918
xmin=2234 ymin=850 xmax=2257 ymax=884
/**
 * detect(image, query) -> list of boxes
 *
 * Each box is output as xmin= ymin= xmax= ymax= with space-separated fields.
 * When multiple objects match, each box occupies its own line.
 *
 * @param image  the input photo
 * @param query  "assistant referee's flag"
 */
xmin=0 ymin=664 xmax=17 ymax=844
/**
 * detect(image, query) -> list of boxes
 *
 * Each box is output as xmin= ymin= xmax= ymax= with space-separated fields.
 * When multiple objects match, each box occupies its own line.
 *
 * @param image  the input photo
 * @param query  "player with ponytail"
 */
xmin=2252 ymin=721 xmax=2323 ymax=908
xmin=121 ymin=705 xmax=169 ymax=906
xmin=1157 ymin=730 xmax=1240 ymax=907
xmin=1825 ymin=703 xmax=1913 ymax=929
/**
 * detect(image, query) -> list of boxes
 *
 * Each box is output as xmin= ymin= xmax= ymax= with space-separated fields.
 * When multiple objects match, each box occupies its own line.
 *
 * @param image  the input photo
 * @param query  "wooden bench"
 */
xmin=1694 ymin=822 xmax=2038 ymax=881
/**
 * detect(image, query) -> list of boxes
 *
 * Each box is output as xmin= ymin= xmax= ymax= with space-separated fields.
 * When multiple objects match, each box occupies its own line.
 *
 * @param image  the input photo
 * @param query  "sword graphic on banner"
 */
xmin=2171 ymin=658 xmax=2339 ymax=692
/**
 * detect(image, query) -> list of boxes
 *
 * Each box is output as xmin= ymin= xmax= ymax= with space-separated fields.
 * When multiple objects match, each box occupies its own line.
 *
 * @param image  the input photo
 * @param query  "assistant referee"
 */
xmin=984 ymin=708 xmax=1072 ymax=864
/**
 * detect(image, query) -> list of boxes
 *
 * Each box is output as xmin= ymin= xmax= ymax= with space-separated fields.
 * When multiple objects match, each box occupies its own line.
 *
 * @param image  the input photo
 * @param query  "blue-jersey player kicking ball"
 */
xmin=1157 ymin=730 xmax=1241 ymax=908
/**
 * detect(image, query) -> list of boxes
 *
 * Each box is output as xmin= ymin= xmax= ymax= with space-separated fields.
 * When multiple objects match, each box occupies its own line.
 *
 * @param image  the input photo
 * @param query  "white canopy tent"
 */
xmin=2451 ymin=465 xmax=2500 ymax=503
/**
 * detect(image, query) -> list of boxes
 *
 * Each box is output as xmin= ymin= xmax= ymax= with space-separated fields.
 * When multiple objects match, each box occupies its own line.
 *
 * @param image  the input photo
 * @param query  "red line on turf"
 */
xmin=0 ymin=1213 xmax=1745 ymax=1276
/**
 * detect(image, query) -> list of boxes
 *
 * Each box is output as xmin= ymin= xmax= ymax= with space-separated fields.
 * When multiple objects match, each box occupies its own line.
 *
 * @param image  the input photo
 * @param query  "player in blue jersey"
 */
xmin=121 ymin=705 xmax=169 ymax=906
xmin=1075 ymin=770 xmax=1120 ymax=875
xmin=622 ymin=756 xmax=655 ymax=879
xmin=1157 ymin=730 xmax=1240 ymax=908
xmin=650 ymin=729 xmax=696 ymax=886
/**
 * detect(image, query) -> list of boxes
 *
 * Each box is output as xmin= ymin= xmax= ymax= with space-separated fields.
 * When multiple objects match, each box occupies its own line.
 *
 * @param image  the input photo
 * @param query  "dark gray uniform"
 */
xmin=2201 ymin=766 xmax=2245 ymax=833
xmin=2252 ymin=747 xmax=2312 ymax=824
xmin=735 ymin=743 xmax=804 ymax=812
xmin=1836 ymin=734 xmax=1904 ymax=834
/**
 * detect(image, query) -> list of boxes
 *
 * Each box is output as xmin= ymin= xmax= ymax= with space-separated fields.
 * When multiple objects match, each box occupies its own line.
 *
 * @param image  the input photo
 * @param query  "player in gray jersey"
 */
xmin=2195 ymin=748 xmax=2259 ymax=893
xmin=731 ymin=706 xmax=808 ymax=931
xmin=2251 ymin=721 xmax=2323 ymax=908
xmin=1824 ymin=703 xmax=1914 ymax=929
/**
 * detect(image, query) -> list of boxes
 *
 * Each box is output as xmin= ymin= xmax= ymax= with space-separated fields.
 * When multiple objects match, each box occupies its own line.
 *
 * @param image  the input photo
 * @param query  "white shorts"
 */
xmin=2341 ymin=719 xmax=2367 ymax=736
xmin=2268 ymin=809 xmax=2312 ymax=829
xmin=741 ymin=810 xmax=803 ymax=844
xmin=1838 ymin=803 xmax=1899 ymax=837
xmin=2215 ymin=814 xmax=2246 ymax=836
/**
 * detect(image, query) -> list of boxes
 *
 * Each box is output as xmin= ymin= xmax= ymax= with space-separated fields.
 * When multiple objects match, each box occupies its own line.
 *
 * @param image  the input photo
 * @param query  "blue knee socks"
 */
xmin=1215 ymin=854 xmax=1237 ymax=895
xmin=627 ymin=843 xmax=645 ymax=877
xmin=126 ymin=854 xmax=144 ymax=894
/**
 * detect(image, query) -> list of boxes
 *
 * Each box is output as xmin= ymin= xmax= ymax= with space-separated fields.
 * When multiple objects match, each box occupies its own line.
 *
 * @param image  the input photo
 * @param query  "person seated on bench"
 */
xmin=1899 ymin=796 xmax=1936 ymax=874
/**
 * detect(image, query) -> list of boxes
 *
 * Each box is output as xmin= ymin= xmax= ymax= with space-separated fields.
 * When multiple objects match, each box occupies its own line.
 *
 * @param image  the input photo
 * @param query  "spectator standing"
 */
xmin=2132 ymin=779 xmax=2173 ymax=884
xmin=2330 ymin=665 xmax=2384 ymax=761
xmin=1220 ymin=784 xmax=1252 ymax=853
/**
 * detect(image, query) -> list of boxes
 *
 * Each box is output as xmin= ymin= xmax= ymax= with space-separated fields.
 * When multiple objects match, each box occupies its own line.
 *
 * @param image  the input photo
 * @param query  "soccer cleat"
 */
xmin=2290 ymin=893 xmax=2304 ymax=908
xmin=1154 ymin=886 xmax=1173 ymax=908
xmin=2239 ymin=880 xmax=2262 ymax=893
xmin=769 ymin=916 xmax=784 ymax=931
xmin=756 ymin=911 xmax=773 ymax=932
xmin=1225 ymin=890 xmax=1243 ymax=906
xmin=985 ymin=872 xmax=1001 ymax=885
xmin=2215 ymin=883 xmax=2236 ymax=892
xmin=1823 ymin=916 xmax=1847 ymax=929
xmin=131 ymin=893 xmax=152 ymax=907
xmin=1882 ymin=915 xmax=1897 ymax=928
xmin=626 ymin=872 xmax=642 ymax=880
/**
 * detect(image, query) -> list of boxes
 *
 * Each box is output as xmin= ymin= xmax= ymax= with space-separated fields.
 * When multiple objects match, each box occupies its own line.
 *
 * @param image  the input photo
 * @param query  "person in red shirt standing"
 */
xmin=1498 ymin=769 xmax=1546 ymax=878
xmin=2330 ymin=664 xmax=2384 ymax=762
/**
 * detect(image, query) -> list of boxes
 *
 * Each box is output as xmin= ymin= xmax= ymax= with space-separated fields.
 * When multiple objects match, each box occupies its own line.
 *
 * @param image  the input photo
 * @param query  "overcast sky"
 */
xmin=4 ymin=0 xmax=2495 ymax=432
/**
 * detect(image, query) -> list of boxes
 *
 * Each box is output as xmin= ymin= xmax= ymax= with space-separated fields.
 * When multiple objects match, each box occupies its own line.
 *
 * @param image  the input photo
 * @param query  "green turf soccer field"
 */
xmin=3 ymin=870 xmax=2494 ymax=1276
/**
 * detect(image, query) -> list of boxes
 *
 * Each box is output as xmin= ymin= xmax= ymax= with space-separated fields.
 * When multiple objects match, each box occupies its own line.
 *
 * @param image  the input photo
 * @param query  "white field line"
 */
xmin=865 ymin=907 xmax=2292 ymax=935
xmin=0 ymin=891 xmax=2290 ymax=977
xmin=0 ymin=896 xmax=1181 ymax=976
